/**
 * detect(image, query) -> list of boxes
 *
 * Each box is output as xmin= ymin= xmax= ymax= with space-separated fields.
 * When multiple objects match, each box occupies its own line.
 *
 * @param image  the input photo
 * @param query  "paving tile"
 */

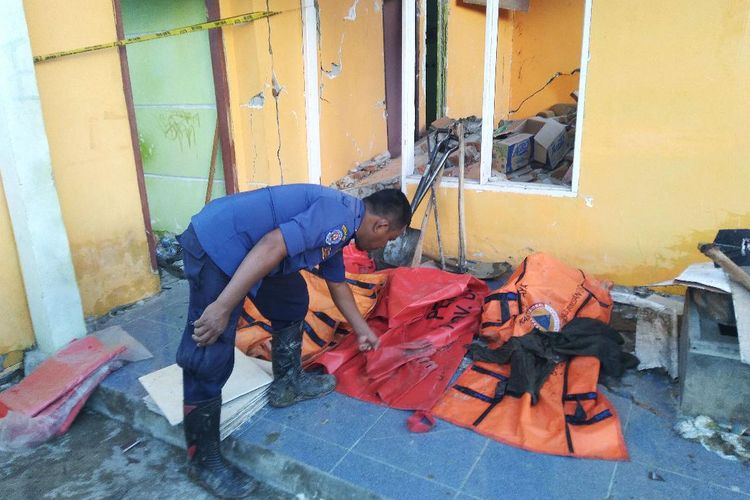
xmin=598 ymin=384 xmax=633 ymax=427
xmin=625 ymin=405 xmax=750 ymax=495
xmin=353 ymin=408 xmax=487 ymax=489
xmin=234 ymin=416 xmax=347 ymax=472
xmin=331 ymin=451 xmax=458 ymax=499
xmin=119 ymin=317 xmax=179 ymax=353
xmin=610 ymin=460 xmax=747 ymax=500
xmin=144 ymin=300 xmax=191 ymax=330
xmin=633 ymin=370 xmax=679 ymax=418
xmin=462 ymin=438 xmax=615 ymax=500
xmin=100 ymin=362 xmax=148 ymax=398
xmin=263 ymin=391 xmax=387 ymax=448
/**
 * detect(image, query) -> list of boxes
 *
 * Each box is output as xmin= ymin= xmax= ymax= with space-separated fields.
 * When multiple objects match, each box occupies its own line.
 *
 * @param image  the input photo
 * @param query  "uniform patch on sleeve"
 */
xmin=325 ymin=227 xmax=344 ymax=245
xmin=321 ymin=246 xmax=332 ymax=259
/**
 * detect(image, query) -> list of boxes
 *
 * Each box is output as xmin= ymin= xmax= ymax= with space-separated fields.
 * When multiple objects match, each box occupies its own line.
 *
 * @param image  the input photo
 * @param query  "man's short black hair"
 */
xmin=363 ymin=189 xmax=412 ymax=229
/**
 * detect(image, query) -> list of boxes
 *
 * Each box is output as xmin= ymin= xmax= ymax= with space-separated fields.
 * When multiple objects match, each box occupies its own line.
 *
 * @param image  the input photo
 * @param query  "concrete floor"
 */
xmin=1 ymin=409 xmax=287 ymax=500
xmin=24 ymin=271 xmax=750 ymax=499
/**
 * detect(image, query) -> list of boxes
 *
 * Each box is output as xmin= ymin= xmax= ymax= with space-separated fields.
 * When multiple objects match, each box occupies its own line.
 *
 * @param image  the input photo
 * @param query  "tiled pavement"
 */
xmin=94 ymin=274 xmax=750 ymax=500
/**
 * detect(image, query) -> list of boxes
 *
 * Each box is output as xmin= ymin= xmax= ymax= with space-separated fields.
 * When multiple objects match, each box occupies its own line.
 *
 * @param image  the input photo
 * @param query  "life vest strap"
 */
xmin=302 ymin=320 xmax=327 ymax=347
xmin=470 ymin=364 xmax=508 ymax=381
xmin=565 ymin=409 xmax=613 ymax=426
xmin=240 ymin=311 xmax=274 ymax=333
xmin=563 ymin=392 xmax=598 ymax=401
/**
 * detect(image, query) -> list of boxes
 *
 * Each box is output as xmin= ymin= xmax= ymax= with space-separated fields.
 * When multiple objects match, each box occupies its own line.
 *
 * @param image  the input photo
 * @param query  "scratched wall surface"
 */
xmin=122 ymin=0 xmax=226 ymax=234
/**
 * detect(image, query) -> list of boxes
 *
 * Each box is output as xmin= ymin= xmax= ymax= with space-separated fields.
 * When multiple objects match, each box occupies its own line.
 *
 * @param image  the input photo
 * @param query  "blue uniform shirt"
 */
xmin=188 ymin=184 xmax=364 ymax=291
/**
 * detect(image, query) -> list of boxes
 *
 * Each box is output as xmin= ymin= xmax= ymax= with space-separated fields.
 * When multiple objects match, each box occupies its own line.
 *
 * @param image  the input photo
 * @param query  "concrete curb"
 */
xmin=87 ymin=386 xmax=382 ymax=500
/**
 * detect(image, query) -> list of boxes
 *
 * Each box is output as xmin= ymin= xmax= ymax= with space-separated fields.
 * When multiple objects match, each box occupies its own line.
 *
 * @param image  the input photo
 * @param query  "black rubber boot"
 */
xmin=183 ymin=396 xmax=258 ymax=498
xmin=269 ymin=322 xmax=336 ymax=408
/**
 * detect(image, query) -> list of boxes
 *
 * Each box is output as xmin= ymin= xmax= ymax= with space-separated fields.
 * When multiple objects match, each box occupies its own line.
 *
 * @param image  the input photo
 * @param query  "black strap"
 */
xmin=313 ymin=311 xmax=337 ymax=328
xmin=471 ymin=365 xmax=508 ymax=381
xmin=308 ymin=267 xmax=377 ymax=290
xmin=562 ymin=361 xmax=574 ymax=453
xmin=565 ymin=409 xmax=613 ymax=426
xmin=453 ymin=375 xmax=508 ymax=427
xmin=483 ymin=292 xmax=518 ymax=303
xmin=454 ymin=385 xmax=495 ymax=404
xmin=563 ymin=392 xmax=598 ymax=402
xmin=240 ymin=311 xmax=273 ymax=333
xmin=482 ymin=292 xmax=515 ymax=326
xmin=302 ymin=321 xmax=327 ymax=347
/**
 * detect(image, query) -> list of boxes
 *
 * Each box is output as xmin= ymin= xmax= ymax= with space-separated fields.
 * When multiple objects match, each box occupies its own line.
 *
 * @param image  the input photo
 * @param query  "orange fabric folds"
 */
xmin=432 ymin=253 xmax=628 ymax=460
xmin=234 ymin=270 xmax=387 ymax=364
xmin=432 ymin=357 xmax=628 ymax=460
xmin=480 ymin=252 xmax=613 ymax=346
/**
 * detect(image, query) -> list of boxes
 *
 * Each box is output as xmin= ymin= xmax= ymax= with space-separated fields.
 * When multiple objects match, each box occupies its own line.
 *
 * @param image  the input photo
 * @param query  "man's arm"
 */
xmin=326 ymin=280 xmax=380 ymax=351
xmin=192 ymin=229 xmax=288 ymax=346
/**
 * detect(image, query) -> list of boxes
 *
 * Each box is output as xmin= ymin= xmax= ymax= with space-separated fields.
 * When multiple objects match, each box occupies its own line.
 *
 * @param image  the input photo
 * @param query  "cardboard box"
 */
xmin=492 ymin=133 xmax=533 ymax=174
xmin=513 ymin=117 xmax=568 ymax=169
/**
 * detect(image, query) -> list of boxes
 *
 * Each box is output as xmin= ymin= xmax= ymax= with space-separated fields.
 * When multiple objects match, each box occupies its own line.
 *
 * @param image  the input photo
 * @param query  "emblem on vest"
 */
xmin=325 ymin=227 xmax=344 ymax=245
xmin=526 ymin=303 xmax=561 ymax=332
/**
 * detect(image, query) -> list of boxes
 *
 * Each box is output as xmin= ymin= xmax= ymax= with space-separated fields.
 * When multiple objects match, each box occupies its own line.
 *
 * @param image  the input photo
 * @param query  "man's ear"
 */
xmin=374 ymin=217 xmax=391 ymax=233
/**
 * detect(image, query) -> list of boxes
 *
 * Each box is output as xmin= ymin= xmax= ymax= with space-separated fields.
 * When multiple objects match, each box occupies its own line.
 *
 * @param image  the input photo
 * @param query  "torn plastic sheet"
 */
xmin=0 ymin=336 xmax=125 ymax=417
xmin=0 ymin=359 xmax=123 ymax=450
xmin=675 ymin=415 xmax=750 ymax=463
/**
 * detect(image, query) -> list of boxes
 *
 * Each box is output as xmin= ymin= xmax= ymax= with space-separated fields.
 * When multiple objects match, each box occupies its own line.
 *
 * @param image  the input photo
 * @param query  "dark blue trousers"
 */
xmin=176 ymin=225 xmax=309 ymax=403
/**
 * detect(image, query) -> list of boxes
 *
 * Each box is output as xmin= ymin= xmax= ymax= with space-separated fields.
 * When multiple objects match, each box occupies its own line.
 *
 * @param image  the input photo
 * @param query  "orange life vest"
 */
xmin=481 ymin=252 xmax=613 ymax=346
xmin=432 ymin=253 xmax=628 ymax=460
xmin=235 ymin=269 xmax=387 ymax=364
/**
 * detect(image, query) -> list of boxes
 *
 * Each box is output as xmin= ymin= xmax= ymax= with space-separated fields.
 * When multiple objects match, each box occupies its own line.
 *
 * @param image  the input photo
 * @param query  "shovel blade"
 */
xmin=382 ymin=228 xmax=422 ymax=267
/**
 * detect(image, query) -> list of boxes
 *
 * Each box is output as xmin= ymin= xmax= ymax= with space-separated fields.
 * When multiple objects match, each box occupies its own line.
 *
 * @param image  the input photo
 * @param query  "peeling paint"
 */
xmin=344 ymin=0 xmax=360 ymax=21
xmin=374 ymin=0 xmax=382 ymax=13
xmin=271 ymin=74 xmax=284 ymax=97
xmin=584 ymin=196 xmax=594 ymax=208
xmin=243 ymin=91 xmax=265 ymax=109
xmin=323 ymin=62 xmax=342 ymax=79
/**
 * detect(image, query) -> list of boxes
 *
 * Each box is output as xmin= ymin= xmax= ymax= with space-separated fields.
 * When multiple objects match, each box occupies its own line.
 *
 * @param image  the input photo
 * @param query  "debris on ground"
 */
xmin=0 ymin=328 xmax=151 ymax=450
xmin=675 ymin=415 xmax=750 ymax=463
xmin=414 ymin=110 xmax=577 ymax=187
xmin=155 ymin=232 xmax=184 ymax=279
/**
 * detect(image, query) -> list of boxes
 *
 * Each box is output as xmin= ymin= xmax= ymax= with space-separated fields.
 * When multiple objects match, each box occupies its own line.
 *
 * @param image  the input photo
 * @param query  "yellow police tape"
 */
xmin=33 ymin=11 xmax=279 ymax=64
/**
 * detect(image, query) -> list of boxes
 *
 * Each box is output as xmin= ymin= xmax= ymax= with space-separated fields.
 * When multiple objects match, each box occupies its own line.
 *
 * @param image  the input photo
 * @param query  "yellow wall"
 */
xmin=445 ymin=1 xmax=513 ymax=120
xmin=0 ymin=177 xmax=34 ymax=352
xmin=445 ymin=0 xmax=582 ymax=121
xmin=422 ymin=0 xmax=750 ymax=285
xmin=24 ymin=0 xmax=159 ymax=317
xmin=221 ymin=1 xmax=387 ymax=188
xmin=318 ymin=1 xmax=388 ymax=185
xmin=509 ymin=0 xmax=583 ymax=118
xmin=221 ymin=0 xmax=309 ymax=189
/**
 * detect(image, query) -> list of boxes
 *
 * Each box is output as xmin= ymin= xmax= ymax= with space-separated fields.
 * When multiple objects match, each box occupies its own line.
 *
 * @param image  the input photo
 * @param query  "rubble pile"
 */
xmin=414 ymin=103 xmax=578 ymax=187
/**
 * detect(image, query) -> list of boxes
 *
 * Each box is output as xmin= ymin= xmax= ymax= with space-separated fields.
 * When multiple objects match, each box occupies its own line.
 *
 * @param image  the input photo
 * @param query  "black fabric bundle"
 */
xmin=469 ymin=318 xmax=639 ymax=404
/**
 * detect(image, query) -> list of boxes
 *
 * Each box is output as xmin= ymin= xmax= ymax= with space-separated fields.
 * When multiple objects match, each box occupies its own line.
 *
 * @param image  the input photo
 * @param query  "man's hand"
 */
xmin=355 ymin=325 xmax=380 ymax=352
xmin=326 ymin=280 xmax=381 ymax=352
xmin=192 ymin=301 xmax=231 ymax=347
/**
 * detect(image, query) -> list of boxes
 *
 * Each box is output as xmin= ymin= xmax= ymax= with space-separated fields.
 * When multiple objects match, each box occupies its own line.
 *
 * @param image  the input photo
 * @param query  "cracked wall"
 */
xmin=221 ymin=0 xmax=308 ymax=188
xmin=318 ymin=0 xmax=388 ymax=185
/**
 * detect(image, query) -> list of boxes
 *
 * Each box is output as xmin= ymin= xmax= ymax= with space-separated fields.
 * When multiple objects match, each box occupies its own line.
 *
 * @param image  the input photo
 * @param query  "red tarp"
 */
xmin=0 ymin=336 xmax=123 ymax=417
xmin=314 ymin=268 xmax=488 ymax=413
